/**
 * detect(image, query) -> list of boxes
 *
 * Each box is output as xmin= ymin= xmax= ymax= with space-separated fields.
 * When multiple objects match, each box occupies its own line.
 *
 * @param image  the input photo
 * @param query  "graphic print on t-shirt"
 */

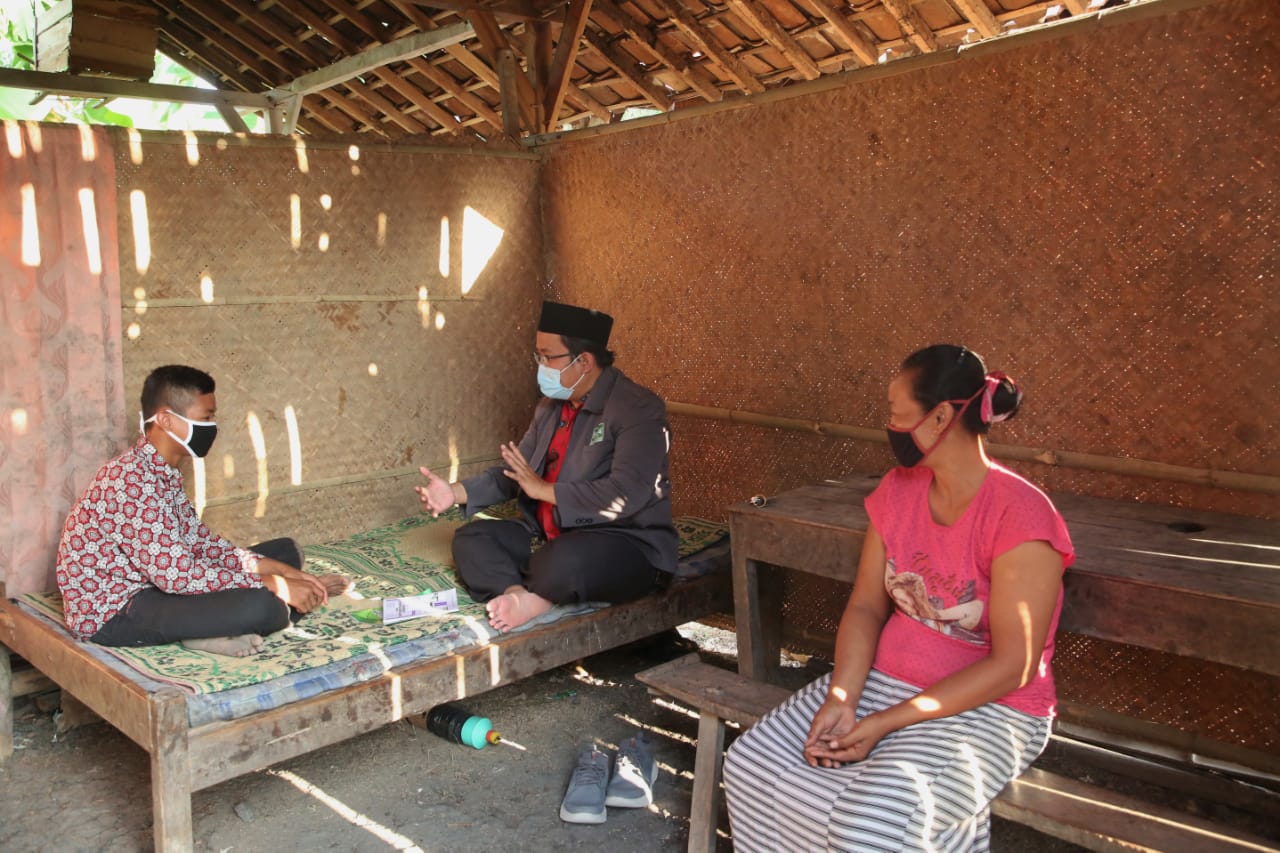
xmin=884 ymin=554 xmax=985 ymax=645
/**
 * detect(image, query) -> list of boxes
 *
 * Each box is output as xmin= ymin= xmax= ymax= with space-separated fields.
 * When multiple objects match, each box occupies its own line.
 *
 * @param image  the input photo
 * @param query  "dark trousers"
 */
xmin=452 ymin=520 xmax=657 ymax=605
xmin=90 ymin=538 xmax=301 ymax=647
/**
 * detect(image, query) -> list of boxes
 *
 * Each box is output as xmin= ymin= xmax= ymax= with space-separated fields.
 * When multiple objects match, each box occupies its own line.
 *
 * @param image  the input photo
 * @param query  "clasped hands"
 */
xmin=803 ymin=696 xmax=890 ymax=768
xmin=258 ymin=559 xmax=331 ymax=614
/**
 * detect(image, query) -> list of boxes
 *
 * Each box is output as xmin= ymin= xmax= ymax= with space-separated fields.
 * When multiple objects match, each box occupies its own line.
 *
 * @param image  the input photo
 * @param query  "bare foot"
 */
xmin=319 ymin=573 xmax=353 ymax=596
xmin=486 ymin=589 xmax=554 ymax=633
xmin=181 ymin=634 xmax=265 ymax=657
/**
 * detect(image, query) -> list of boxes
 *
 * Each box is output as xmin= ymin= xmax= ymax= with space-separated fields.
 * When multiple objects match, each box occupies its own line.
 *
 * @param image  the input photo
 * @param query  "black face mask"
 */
xmin=886 ymin=427 xmax=926 ymax=467
xmin=143 ymin=410 xmax=218 ymax=458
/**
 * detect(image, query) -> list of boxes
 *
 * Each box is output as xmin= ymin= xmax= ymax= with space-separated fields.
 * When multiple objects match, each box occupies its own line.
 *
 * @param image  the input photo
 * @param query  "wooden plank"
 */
xmin=581 ymin=30 xmax=671 ymax=111
xmin=651 ymin=0 xmax=766 ymax=94
xmin=0 ymin=68 xmax=272 ymax=109
xmin=542 ymin=0 xmax=594 ymax=130
xmin=874 ymin=0 xmax=939 ymax=52
xmin=949 ymin=0 xmax=1001 ymax=38
xmin=11 ymin=666 xmax=55 ymax=697
xmin=992 ymin=767 xmax=1279 ymax=853
xmin=636 ymin=654 xmax=792 ymax=724
xmin=497 ymin=48 xmax=524 ymax=138
xmin=726 ymin=0 xmax=822 ymax=79
xmin=185 ymin=574 xmax=731 ymax=789
xmin=280 ymin=24 xmax=476 ymax=95
xmin=592 ymin=0 xmax=722 ymax=101
xmin=806 ymin=0 xmax=878 ymax=66
xmin=0 ymin=600 xmax=156 ymax=749
xmin=149 ymin=690 xmax=193 ymax=853
xmin=470 ymin=11 xmax=540 ymax=132
xmin=690 ymin=712 xmax=726 ymax=853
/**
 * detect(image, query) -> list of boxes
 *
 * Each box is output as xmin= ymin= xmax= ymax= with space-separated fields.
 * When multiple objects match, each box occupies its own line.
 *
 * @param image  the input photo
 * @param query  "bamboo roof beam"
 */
xmin=214 ymin=0 xmax=431 ymax=134
xmin=542 ymin=0 xmax=594 ymax=131
xmin=948 ymin=0 xmax=1001 ymax=38
xmin=592 ymin=0 xmax=721 ymax=102
xmin=650 ymin=0 xmax=766 ymax=95
xmin=167 ymin=0 xmax=391 ymax=134
xmin=804 ymin=0 xmax=878 ymax=66
xmin=581 ymin=29 xmax=672 ymax=111
xmin=880 ymin=0 xmax=939 ymax=52
xmin=470 ymin=11 xmax=540 ymax=133
xmin=279 ymin=0 xmax=501 ymax=133
xmin=725 ymin=0 xmax=821 ymax=79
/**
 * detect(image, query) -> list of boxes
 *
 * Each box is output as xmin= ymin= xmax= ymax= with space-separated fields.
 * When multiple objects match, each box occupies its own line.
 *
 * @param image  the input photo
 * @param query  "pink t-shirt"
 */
xmin=865 ymin=463 xmax=1074 ymax=717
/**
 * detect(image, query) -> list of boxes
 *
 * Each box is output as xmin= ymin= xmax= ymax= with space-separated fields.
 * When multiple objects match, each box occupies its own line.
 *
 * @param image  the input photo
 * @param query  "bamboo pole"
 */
xmin=122 ymin=294 xmax=483 ymax=309
xmin=665 ymin=402 xmax=1280 ymax=496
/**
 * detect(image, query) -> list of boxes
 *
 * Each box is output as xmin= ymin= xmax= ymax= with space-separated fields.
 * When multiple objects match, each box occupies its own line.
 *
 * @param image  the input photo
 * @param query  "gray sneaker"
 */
xmin=605 ymin=733 xmax=657 ymax=808
xmin=560 ymin=745 xmax=609 ymax=824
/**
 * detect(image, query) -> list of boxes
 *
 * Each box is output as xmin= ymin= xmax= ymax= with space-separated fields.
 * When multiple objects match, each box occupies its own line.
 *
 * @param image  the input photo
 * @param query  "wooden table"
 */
xmin=727 ymin=474 xmax=1280 ymax=683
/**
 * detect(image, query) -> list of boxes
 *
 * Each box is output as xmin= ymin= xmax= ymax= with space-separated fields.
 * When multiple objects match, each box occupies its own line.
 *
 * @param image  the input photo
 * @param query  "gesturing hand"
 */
xmin=500 ymin=442 xmax=552 ymax=503
xmin=416 ymin=467 xmax=457 ymax=517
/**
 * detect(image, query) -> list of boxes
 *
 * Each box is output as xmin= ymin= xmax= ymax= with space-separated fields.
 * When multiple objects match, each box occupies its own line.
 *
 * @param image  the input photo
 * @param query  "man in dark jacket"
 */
xmin=415 ymin=301 xmax=676 ymax=632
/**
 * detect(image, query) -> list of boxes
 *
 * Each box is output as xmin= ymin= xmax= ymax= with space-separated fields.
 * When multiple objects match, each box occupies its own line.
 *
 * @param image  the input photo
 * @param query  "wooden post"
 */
xmin=150 ymin=689 xmax=193 ymax=853
xmin=0 ymin=646 xmax=13 ymax=762
xmin=56 ymin=689 xmax=103 ymax=733
xmin=689 ymin=711 xmax=726 ymax=853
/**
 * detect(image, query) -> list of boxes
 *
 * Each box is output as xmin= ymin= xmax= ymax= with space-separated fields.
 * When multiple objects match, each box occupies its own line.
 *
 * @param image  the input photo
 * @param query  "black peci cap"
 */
xmin=537 ymin=301 xmax=613 ymax=345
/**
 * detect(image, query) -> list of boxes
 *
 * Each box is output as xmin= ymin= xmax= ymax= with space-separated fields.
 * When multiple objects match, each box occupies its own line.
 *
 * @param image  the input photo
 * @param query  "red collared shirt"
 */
xmin=55 ymin=437 xmax=264 ymax=640
xmin=536 ymin=401 xmax=581 ymax=540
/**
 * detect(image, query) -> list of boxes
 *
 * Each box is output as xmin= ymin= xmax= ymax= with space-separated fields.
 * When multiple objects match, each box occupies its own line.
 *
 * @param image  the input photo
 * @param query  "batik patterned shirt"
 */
xmin=55 ymin=437 xmax=263 ymax=639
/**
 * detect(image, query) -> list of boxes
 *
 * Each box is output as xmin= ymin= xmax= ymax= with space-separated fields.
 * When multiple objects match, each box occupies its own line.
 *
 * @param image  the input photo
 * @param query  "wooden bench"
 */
xmin=638 ymin=653 xmax=1279 ymax=853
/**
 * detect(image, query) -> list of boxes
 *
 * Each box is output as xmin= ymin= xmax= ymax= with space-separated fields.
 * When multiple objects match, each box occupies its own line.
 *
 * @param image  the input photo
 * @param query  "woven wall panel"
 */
xmin=115 ymin=135 xmax=542 ymax=545
xmin=543 ymin=0 xmax=1280 ymax=523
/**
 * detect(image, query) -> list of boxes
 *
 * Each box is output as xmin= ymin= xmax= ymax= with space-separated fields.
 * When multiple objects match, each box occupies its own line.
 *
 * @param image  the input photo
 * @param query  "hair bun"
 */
xmin=980 ymin=372 xmax=1022 ymax=424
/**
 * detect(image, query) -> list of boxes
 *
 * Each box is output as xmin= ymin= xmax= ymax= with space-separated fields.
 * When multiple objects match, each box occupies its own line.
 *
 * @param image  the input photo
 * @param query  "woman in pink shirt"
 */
xmin=724 ymin=344 xmax=1074 ymax=852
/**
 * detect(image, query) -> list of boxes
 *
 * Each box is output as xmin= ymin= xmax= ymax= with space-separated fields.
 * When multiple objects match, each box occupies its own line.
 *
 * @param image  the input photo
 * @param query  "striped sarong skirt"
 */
xmin=723 ymin=668 xmax=1051 ymax=853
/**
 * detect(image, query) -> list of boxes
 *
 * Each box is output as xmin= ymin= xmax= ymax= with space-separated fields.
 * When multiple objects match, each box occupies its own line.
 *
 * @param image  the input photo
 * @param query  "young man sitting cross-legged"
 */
xmin=56 ymin=365 xmax=348 ymax=657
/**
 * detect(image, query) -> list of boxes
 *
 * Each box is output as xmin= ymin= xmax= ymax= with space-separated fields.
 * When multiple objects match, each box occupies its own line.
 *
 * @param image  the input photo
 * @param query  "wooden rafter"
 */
xmin=163 ymin=0 xmax=391 ymax=134
xmin=214 ymin=0 xmax=433 ymax=134
xmin=542 ymin=0 xmax=594 ymax=131
xmin=593 ymin=0 xmax=721 ymax=102
xmin=404 ymin=0 xmax=563 ymax=23
xmin=1062 ymin=0 xmax=1089 ymax=13
xmin=281 ymin=0 xmax=501 ymax=135
xmin=948 ymin=0 xmax=1001 ymax=38
xmin=469 ymin=10 xmax=540 ymax=133
xmin=726 ymin=0 xmax=821 ymax=79
xmin=880 ymin=0 xmax=939 ymax=52
xmin=581 ymin=29 xmax=671 ymax=111
xmin=651 ymin=0 xmax=765 ymax=95
xmin=805 ymin=0 xmax=878 ymax=66
xmin=278 ymin=25 xmax=475 ymax=96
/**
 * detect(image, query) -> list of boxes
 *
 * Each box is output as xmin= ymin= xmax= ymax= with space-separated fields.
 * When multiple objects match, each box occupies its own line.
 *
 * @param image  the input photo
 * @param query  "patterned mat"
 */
xmin=22 ymin=508 xmax=727 ymax=695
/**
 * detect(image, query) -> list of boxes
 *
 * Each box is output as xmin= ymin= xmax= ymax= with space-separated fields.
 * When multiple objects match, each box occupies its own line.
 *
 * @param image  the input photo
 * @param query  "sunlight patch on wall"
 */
xmin=461 ymin=206 xmax=502 ymax=295
xmin=77 ymin=188 xmax=102 ymax=275
xmin=438 ymin=216 xmax=450 ymax=278
xmin=223 ymin=454 xmax=235 ymax=480
xmin=377 ymin=212 xmax=387 ymax=248
xmin=182 ymin=131 xmax=199 ymax=166
xmin=290 ymin=194 xmax=302 ymax=249
xmin=22 ymin=121 xmax=41 ymax=153
xmin=320 ymin=193 xmax=332 ymax=211
xmin=318 ymin=232 xmax=330 ymax=252
xmin=129 ymin=190 xmax=150 ymax=274
xmin=20 ymin=184 xmax=39 ymax=267
xmin=132 ymin=287 xmax=148 ymax=316
xmin=5 ymin=122 xmax=22 ymax=158
xmin=368 ymin=363 xmax=379 ymax=377
xmin=78 ymin=124 xmax=96 ymax=161
xmin=127 ymin=129 xmax=143 ymax=165
xmin=434 ymin=311 xmax=445 ymax=331
xmin=201 ymin=274 xmax=215 ymax=303
xmin=192 ymin=456 xmax=207 ymax=517
xmin=10 ymin=408 xmax=28 ymax=435
xmin=448 ymin=430 xmax=460 ymax=482
xmin=126 ymin=322 xmax=141 ymax=340
xmin=295 ymin=138 xmax=309 ymax=174
xmin=246 ymin=411 xmax=269 ymax=518
xmin=418 ymin=287 xmax=431 ymax=329
xmin=285 ymin=405 xmax=302 ymax=486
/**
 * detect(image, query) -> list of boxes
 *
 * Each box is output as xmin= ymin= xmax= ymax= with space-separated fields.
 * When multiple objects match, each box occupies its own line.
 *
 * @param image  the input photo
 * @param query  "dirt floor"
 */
xmin=2 ymin=625 xmax=1276 ymax=852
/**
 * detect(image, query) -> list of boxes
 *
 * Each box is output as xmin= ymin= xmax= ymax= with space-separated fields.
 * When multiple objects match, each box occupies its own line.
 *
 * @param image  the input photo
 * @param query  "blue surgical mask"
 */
xmin=537 ymin=356 xmax=584 ymax=400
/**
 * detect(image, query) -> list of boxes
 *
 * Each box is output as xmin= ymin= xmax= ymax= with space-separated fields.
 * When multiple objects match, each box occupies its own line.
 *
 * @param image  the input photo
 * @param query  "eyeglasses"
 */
xmin=533 ymin=351 xmax=575 ymax=366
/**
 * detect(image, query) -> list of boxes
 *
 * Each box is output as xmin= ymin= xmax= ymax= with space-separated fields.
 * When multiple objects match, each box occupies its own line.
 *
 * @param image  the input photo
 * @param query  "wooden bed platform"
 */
xmin=0 ymin=571 xmax=731 ymax=853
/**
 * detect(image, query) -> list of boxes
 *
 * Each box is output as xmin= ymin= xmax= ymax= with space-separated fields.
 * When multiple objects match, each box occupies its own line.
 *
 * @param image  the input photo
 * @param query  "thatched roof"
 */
xmin=148 ymin=0 xmax=1112 ymax=139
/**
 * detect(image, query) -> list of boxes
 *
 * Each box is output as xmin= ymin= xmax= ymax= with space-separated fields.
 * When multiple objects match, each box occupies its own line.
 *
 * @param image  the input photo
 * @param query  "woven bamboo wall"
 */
xmin=540 ymin=0 xmax=1280 ymax=752
xmin=541 ymin=0 xmax=1279 ymax=524
xmin=114 ymin=132 xmax=544 ymax=546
